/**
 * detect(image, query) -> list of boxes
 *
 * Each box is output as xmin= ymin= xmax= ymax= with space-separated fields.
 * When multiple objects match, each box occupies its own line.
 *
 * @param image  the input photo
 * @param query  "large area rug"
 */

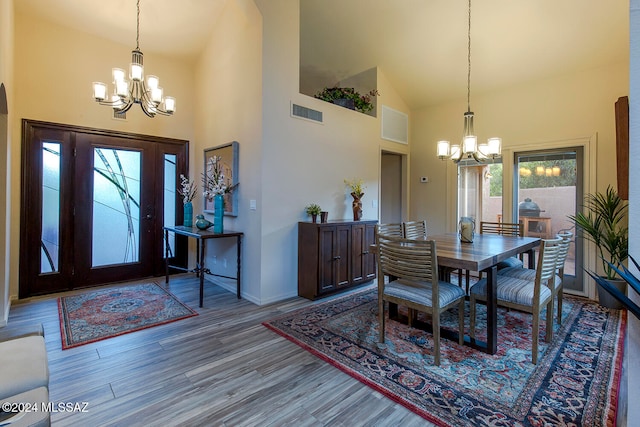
xmin=263 ymin=289 xmax=625 ymax=426
xmin=58 ymin=283 xmax=198 ymax=350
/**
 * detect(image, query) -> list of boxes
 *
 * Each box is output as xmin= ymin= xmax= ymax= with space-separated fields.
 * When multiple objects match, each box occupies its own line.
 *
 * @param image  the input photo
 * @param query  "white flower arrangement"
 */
xmin=177 ymin=174 xmax=197 ymax=204
xmin=202 ymin=155 xmax=238 ymax=201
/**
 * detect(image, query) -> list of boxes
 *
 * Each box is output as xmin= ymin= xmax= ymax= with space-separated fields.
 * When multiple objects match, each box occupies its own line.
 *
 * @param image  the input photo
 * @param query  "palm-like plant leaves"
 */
xmin=568 ymin=186 xmax=628 ymax=279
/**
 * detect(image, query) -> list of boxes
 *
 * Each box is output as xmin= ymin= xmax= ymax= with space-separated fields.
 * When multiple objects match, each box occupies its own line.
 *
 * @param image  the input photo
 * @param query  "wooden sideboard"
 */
xmin=298 ymin=220 xmax=377 ymax=300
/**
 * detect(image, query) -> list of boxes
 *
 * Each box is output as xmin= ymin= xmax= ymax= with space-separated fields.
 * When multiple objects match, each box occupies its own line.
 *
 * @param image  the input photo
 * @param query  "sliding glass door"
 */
xmin=513 ymin=148 xmax=584 ymax=293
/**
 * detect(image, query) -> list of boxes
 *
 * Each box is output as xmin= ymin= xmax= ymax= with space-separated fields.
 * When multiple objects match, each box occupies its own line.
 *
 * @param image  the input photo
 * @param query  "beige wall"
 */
xmin=194 ymin=0 xmax=264 ymax=303
xmin=254 ymin=0 xmax=410 ymax=303
xmin=8 ymin=9 xmax=196 ymax=300
xmin=0 ymin=0 xmax=14 ymax=325
xmin=411 ymin=62 xmax=629 ymax=236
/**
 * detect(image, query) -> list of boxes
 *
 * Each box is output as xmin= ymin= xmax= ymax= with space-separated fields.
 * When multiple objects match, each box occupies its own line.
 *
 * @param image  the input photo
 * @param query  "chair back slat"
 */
xmin=403 ymin=220 xmax=428 ymax=239
xmin=376 ymin=223 xmax=403 ymax=240
xmin=376 ymin=234 xmax=437 ymax=285
xmin=555 ymin=231 xmax=573 ymax=274
xmin=536 ymin=237 xmax=563 ymax=284
xmin=480 ymin=221 xmax=524 ymax=236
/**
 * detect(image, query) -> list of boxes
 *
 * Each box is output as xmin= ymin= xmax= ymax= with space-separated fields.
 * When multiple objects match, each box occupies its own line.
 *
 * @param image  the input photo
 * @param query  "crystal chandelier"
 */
xmin=92 ymin=0 xmax=175 ymax=118
xmin=437 ymin=0 xmax=500 ymax=163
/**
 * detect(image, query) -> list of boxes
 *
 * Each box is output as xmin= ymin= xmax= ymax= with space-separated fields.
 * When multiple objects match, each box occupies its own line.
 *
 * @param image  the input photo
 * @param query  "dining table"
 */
xmin=375 ymin=233 xmax=540 ymax=355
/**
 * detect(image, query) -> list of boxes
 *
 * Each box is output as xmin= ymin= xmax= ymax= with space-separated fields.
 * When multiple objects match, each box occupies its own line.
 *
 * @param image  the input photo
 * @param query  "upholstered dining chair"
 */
xmin=376 ymin=234 xmax=466 ymax=366
xmin=402 ymin=220 xmax=427 ymax=239
xmin=498 ymin=230 xmax=573 ymax=325
xmin=469 ymin=237 xmax=563 ymax=364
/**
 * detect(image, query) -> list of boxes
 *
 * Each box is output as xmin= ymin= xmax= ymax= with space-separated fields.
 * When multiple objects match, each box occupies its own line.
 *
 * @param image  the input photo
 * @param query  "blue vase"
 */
xmin=213 ymin=194 xmax=224 ymax=233
xmin=183 ymin=201 xmax=193 ymax=227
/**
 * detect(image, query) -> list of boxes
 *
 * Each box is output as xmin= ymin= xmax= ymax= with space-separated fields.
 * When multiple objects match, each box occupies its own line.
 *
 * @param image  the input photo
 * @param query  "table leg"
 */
xmin=236 ymin=235 xmax=242 ymax=299
xmin=526 ymin=248 xmax=536 ymax=269
xmin=485 ymin=265 xmax=498 ymax=354
xmin=164 ymin=229 xmax=169 ymax=284
xmin=199 ymin=238 xmax=205 ymax=308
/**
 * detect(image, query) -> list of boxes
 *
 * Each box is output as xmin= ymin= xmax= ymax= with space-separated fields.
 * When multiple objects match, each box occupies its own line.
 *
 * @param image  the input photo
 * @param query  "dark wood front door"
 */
xmin=19 ymin=120 xmax=189 ymax=298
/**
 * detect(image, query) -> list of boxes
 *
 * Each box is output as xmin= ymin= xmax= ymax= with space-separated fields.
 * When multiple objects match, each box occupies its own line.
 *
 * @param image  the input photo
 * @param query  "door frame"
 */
xmin=446 ymin=134 xmax=597 ymax=298
xmin=19 ymin=119 xmax=189 ymax=298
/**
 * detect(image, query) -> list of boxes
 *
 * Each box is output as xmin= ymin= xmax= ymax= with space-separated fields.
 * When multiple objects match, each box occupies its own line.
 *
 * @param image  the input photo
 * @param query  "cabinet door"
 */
xmin=352 ymin=223 xmax=377 ymax=283
xmin=318 ymin=227 xmax=338 ymax=293
xmin=335 ymin=225 xmax=352 ymax=289
xmin=318 ymin=225 xmax=352 ymax=293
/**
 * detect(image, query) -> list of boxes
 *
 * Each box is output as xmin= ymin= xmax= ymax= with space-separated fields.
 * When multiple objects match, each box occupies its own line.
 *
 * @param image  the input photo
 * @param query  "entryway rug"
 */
xmin=58 ymin=283 xmax=198 ymax=350
xmin=263 ymin=290 xmax=625 ymax=427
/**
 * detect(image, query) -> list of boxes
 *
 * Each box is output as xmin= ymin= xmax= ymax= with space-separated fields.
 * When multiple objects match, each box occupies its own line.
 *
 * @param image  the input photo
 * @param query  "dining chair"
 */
xmin=469 ymin=237 xmax=563 ymax=364
xmin=497 ymin=230 xmax=573 ymax=325
xmin=376 ymin=223 xmax=404 ymax=239
xmin=402 ymin=220 xmax=427 ymax=239
xmin=455 ymin=220 xmax=526 ymax=294
xmin=376 ymin=234 xmax=466 ymax=366
xmin=480 ymin=221 xmax=526 ymax=269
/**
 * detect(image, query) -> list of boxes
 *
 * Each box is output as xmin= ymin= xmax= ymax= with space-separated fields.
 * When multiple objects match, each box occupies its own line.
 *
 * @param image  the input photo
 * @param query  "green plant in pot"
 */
xmin=305 ymin=203 xmax=322 ymax=223
xmin=568 ymin=185 xmax=628 ymax=308
xmin=314 ymin=87 xmax=380 ymax=113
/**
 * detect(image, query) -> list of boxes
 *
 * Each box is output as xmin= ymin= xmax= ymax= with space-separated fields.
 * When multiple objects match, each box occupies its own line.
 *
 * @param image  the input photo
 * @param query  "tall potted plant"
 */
xmin=569 ymin=185 xmax=628 ymax=308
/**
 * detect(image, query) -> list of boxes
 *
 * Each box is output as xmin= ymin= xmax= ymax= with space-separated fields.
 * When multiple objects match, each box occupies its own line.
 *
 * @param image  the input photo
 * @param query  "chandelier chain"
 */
xmin=136 ymin=0 xmax=140 ymax=50
xmin=467 ymin=0 xmax=471 ymax=113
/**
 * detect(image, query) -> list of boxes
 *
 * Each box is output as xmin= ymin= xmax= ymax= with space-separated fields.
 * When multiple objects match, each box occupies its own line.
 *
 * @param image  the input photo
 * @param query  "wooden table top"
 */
xmin=425 ymin=233 xmax=540 ymax=272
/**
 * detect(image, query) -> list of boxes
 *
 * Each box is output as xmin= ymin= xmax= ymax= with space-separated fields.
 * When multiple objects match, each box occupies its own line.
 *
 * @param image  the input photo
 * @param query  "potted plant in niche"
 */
xmin=568 ymin=185 xmax=628 ymax=308
xmin=305 ymin=203 xmax=322 ymax=223
xmin=314 ymin=87 xmax=380 ymax=113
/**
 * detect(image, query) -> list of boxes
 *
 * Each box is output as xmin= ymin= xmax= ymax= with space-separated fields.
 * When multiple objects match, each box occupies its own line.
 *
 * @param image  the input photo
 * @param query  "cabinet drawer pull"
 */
xmin=362 ymin=251 xmax=369 ymax=255
xmin=333 ymin=256 xmax=341 ymax=260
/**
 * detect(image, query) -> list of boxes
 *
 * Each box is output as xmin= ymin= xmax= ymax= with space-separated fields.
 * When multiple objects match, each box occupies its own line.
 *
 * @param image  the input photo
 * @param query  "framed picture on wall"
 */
xmin=203 ymin=141 xmax=239 ymax=216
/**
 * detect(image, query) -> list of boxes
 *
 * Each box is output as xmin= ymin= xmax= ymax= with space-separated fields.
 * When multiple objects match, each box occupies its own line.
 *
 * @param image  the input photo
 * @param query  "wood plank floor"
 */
xmin=7 ymin=276 xmax=430 ymax=427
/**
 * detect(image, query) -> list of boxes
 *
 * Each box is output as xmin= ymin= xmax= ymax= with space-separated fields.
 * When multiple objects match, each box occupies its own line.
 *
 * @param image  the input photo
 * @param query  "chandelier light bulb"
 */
xmin=437 ymin=141 xmax=451 ymax=159
xmin=112 ymin=68 xmax=126 ymax=83
xmin=463 ymin=135 xmax=477 ymax=154
xmin=164 ymin=97 xmax=176 ymax=113
xmin=92 ymin=82 xmax=106 ymax=101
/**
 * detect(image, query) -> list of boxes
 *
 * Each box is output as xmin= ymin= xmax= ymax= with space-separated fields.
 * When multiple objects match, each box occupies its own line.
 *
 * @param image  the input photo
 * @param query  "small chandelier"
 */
xmin=437 ymin=0 xmax=500 ymax=163
xmin=92 ymin=0 xmax=175 ymax=118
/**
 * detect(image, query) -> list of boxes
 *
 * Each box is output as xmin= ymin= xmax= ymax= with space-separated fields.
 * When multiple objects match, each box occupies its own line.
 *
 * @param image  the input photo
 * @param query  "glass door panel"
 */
xmin=41 ymin=142 xmax=61 ymax=273
xmin=164 ymin=154 xmax=177 ymax=258
xmin=92 ymin=148 xmax=141 ymax=267
xmin=514 ymin=148 xmax=583 ymax=292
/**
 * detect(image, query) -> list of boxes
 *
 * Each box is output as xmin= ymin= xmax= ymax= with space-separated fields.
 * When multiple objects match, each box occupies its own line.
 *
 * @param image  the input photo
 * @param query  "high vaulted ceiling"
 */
xmin=16 ymin=0 xmax=629 ymax=110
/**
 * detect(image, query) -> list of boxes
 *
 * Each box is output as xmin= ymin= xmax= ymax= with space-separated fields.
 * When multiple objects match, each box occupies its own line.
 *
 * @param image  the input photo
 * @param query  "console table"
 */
xmin=163 ymin=226 xmax=243 ymax=307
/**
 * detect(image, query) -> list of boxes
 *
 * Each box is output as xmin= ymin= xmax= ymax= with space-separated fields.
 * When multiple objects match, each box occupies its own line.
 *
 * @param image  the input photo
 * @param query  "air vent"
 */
xmin=381 ymin=105 xmax=408 ymax=144
xmin=291 ymin=102 xmax=323 ymax=124
xmin=113 ymin=110 xmax=127 ymax=121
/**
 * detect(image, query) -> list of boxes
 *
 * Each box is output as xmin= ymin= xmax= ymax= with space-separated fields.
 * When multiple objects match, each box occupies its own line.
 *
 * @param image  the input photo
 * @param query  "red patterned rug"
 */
xmin=263 ymin=290 xmax=625 ymax=426
xmin=58 ymin=283 xmax=198 ymax=349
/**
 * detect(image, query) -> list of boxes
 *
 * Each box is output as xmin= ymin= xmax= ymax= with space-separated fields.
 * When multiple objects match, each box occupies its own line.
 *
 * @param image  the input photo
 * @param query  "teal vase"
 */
xmin=183 ymin=201 xmax=193 ymax=227
xmin=213 ymin=194 xmax=224 ymax=233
